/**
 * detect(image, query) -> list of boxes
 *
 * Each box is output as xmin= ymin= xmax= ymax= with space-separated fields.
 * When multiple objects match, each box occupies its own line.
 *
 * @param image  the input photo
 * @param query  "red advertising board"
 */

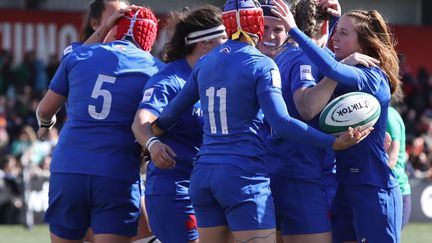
xmin=394 ymin=26 xmax=432 ymax=75
xmin=0 ymin=9 xmax=84 ymax=65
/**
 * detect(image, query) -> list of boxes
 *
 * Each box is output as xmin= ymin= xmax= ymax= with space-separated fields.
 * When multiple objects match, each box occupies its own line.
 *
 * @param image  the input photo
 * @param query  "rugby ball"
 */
xmin=319 ymin=92 xmax=381 ymax=135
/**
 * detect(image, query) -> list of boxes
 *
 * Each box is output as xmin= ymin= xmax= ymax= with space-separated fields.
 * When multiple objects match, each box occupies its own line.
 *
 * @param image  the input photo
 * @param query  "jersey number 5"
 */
xmin=88 ymin=74 xmax=116 ymax=120
xmin=206 ymin=87 xmax=228 ymax=134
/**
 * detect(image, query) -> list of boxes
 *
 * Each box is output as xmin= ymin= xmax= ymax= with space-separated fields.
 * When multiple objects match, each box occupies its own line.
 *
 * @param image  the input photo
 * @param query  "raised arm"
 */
xmin=84 ymin=6 xmax=138 ymax=45
xmin=272 ymin=0 xmax=366 ymax=87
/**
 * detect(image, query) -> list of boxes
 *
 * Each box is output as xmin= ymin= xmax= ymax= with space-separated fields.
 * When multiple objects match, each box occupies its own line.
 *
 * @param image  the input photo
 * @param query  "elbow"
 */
xmin=269 ymin=115 xmax=292 ymax=135
xmin=298 ymin=109 xmax=315 ymax=121
xmin=36 ymin=104 xmax=52 ymax=121
xmin=131 ymin=120 xmax=139 ymax=138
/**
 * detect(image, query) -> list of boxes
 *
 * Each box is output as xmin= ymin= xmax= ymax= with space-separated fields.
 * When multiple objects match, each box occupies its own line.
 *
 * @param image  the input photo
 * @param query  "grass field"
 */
xmin=0 ymin=223 xmax=431 ymax=243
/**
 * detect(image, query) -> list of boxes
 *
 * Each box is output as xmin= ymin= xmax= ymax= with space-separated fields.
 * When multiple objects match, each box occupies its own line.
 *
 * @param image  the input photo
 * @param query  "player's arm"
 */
xmin=36 ymin=90 xmax=66 ymax=140
xmin=387 ymin=139 xmax=399 ymax=169
xmin=386 ymin=115 xmax=401 ymax=169
xmin=289 ymin=27 xmax=371 ymax=86
xmin=272 ymin=0 xmax=373 ymax=87
xmin=84 ymin=6 xmax=137 ymax=45
xmin=132 ymin=77 xmax=182 ymax=169
xmin=293 ymin=52 xmax=380 ymax=120
xmin=36 ymin=58 xmax=70 ymax=140
xmin=149 ymin=77 xmax=198 ymax=167
xmin=132 ymin=109 xmax=177 ymax=169
xmin=257 ymin=67 xmax=371 ymax=150
xmin=157 ymin=71 xmax=200 ymax=131
xmin=291 ymin=61 xmax=337 ymax=120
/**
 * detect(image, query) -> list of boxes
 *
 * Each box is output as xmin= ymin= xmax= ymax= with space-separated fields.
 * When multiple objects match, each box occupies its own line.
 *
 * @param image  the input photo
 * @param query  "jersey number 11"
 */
xmin=206 ymin=87 xmax=229 ymax=134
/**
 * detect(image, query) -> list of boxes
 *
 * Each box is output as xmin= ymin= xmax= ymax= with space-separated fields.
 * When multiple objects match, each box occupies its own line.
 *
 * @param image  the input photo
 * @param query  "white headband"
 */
xmin=185 ymin=25 xmax=226 ymax=45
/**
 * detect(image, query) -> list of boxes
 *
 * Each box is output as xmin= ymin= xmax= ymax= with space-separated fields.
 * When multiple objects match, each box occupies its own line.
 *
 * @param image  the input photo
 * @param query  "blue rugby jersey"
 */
xmin=266 ymin=44 xmax=335 ymax=180
xmin=49 ymin=40 xmax=165 ymax=182
xmin=157 ymin=40 xmax=335 ymax=172
xmin=289 ymin=27 xmax=397 ymax=188
xmin=138 ymin=58 xmax=204 ymax=194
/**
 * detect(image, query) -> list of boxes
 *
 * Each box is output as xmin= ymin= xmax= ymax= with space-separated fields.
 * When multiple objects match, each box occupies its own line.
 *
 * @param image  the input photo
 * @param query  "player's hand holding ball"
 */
xmin=332 ymin=126 xmax=373 ymax=150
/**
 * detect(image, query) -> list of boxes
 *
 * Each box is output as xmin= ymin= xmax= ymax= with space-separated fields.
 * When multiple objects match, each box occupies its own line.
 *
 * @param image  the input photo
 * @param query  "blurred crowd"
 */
xmin=0 ymin=48 xmax=431 ymax=224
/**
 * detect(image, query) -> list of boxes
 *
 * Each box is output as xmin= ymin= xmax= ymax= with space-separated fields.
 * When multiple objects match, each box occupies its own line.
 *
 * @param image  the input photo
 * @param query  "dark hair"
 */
xmin=163 ymin=5 xmax=223 ymax=62
xmin=291 ymin=0 xmax=331 ymax=38
xmin=80 ymin=0 xmax=130 ymax=42
xmin=345 ymin=10 xmax=401 ymax=95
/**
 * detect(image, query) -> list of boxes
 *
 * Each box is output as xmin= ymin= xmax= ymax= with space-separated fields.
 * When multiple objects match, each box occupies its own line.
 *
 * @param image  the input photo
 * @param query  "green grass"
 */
xmin=0 ymin=223 xmax=430 ymax=242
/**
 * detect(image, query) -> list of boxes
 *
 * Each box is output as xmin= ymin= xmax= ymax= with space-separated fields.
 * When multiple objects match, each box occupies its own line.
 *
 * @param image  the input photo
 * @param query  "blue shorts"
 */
xmin=323 ymin=172 xmax=338 ymax=206
xmin=332 ymin=184 xmax=402 ymax=243
xmin=145 ymin=182 xmax=198 ymax=243
xmin=270 ymin=175 xmax=331 ymax=235
xmin=189 ymin=163 xmax=275 ymax=231
xmin=45 ymin=173 xmax=141 ymax=240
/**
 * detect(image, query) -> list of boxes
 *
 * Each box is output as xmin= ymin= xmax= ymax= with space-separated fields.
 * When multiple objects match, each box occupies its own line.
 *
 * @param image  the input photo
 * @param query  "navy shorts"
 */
xmin=332 ymin=184 xmax=402 ymax=243
xmin=45 ymin=173 xmax=141 ymax=240
xmin=270 ymin=175 xmax=331 ymax=235
xmin=145 ymin=181 xmax=198 ymax=243
xmin=189 ymin=163 xmax=275 ymax=231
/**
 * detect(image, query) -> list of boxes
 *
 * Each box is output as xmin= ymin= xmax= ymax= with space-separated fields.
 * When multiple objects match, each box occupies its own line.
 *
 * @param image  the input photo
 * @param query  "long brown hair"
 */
xmin=345 ymin=10 xmax=401 ymax=95
xmin=163 ymin=5 xmax=223 ymax=62
xmin=80 ymin=0 xmax=130 ymax=42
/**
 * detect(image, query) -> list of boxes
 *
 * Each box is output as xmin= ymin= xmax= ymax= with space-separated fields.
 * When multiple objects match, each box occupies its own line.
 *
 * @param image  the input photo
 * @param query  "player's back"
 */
xmin=50 ymin=40 xmax=165 ymax=181
xmin=193 ymin=40 xmax=276 ymax=168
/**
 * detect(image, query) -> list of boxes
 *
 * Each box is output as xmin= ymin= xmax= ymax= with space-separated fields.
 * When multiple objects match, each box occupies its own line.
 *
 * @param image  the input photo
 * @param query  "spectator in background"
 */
xmin=10 ymin=126 xmax=36 ymax=158
xmin=0 ymin=117 xmax=9 ymax=156
xmin=0 ymin=50 xmax=14 ymax=96
xmin=46 ymin=54 xmax=60 ymax=82
xmin=0 ymin=155 xmax=23 ymax=224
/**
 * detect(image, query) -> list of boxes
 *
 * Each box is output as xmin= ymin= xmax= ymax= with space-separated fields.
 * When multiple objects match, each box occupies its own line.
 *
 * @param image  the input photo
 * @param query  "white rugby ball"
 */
xmin=319 ymin=92 xmax=381 ymax=135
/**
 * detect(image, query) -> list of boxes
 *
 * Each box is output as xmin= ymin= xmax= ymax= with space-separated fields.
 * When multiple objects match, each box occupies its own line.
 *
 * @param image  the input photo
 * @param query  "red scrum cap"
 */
xmin=115 ymin=6 xmax=158 ymax=51
xmin=222 ymin=0 xmax=264 ymax=43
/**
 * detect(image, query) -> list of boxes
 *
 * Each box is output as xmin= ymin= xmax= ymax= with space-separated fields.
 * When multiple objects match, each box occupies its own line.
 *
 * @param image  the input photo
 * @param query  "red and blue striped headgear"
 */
xmin=222 ymin=0 xmax=264 ymax=44
xmin=115 ymin=6 xmax=158 ymax=51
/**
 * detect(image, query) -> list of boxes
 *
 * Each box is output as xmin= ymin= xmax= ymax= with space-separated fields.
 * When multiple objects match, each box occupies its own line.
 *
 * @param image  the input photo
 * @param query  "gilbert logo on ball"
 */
xmin=319 ymin=92 xmax=381 ymax=135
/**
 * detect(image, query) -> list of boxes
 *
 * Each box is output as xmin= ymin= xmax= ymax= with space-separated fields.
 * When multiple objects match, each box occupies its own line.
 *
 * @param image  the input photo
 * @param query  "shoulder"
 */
xmin=357 ymin=65 xmax=387 ymax=79
xmin=62 ymin=42 xmax=82 ymax=58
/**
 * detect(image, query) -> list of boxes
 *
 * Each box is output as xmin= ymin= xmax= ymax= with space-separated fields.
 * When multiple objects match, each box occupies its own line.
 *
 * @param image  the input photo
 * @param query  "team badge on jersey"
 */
xmin=114 ymin=44 xmax=126 ymax=50
xmin=142 ymin=88 xmax=154 ymax=102
xmin=220 ymin=45 xmax=231 ymax=54
xmin=271 ymin=69 xmax=281 ymax=88
xmin=300 ymin=65 xmax=313 ymax=81
xmin=63 ymin=45 xmax=73 ymax=56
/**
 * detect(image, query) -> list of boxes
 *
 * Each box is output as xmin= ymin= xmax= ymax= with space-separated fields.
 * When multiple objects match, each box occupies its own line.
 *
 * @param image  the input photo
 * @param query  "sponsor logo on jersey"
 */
xmin=349 ymin=168 xmax=360 ymax=173
xmin=142 ymin=88 xmax=154 ymax=102
xmin=300 ymin=65 xmax=313 ymax=80
xmin=271 ymin=69 xmax=281 ymax=88
xmin=192 ymin=107 xmax=203 ymax=117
